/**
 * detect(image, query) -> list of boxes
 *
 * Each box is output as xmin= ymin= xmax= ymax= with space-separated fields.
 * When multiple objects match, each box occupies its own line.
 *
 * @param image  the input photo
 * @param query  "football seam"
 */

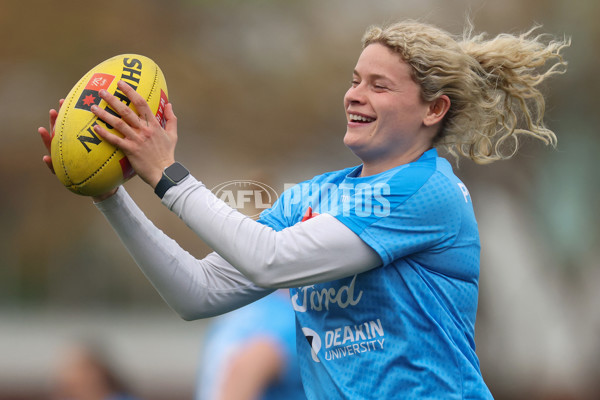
xmin=72 ymin=148 xmax=119 ymax=190
xmin=147 ymin=62 xmax=159 ymax=112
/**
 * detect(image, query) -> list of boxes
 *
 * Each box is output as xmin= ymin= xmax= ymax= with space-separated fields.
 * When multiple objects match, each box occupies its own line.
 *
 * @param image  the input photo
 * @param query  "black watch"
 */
xmin=154 ymin=162 xmax=190 ymax=199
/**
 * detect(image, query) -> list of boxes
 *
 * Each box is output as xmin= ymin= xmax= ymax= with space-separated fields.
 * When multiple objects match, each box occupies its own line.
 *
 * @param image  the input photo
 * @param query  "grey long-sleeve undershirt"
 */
xmin=95 ymin=176 xmax=381 ymax=320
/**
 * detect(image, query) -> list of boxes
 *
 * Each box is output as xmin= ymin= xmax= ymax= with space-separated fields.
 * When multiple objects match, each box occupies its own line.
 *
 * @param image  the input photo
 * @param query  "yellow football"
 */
xmin=51 ymin=54 xmax=168 ymax=196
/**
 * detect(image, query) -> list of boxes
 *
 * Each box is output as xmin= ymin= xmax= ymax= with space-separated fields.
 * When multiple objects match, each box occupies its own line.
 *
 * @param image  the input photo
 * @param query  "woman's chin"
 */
xmin=343 ymin=131 xmax=362 ymax=150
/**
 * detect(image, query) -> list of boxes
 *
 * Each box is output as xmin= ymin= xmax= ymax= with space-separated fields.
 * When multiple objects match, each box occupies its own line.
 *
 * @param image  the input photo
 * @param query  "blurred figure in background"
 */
xmin=197 ymin=290 xmax=305 ymax=400
xmin=52 ymin=341 xmax=140 ymax=400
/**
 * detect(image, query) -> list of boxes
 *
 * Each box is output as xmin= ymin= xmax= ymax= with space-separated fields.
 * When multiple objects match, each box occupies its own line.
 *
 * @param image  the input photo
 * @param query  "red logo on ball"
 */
xmin=75 ymin=73 xmax=115 ymax=111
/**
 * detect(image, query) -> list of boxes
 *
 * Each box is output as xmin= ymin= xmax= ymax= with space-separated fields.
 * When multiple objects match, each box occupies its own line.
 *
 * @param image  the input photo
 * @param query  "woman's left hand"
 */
xmin=91 ymin=80 xmax=178 ymax=189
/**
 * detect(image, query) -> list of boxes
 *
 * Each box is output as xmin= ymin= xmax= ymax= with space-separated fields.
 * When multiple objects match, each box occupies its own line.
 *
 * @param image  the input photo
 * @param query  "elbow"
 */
xmin=243 ymin=267 xmax=274 ymax=288
xmin=242 ymin=261 xmax=287 ymax=289
xmin=178 ymin=310 xmax=202 ymax=321
xmin=178 ymin=308 xmax=219 ymax=321
xmin=171 ymin=303 xmax=215 ymax=321
xmin=176 ymin=308 xmax=205 ymax=321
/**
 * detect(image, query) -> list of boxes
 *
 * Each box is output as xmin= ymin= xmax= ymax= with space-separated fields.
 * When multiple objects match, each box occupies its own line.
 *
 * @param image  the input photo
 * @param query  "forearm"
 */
xmin=94 ymin=187 xmax=272 ymax=320
xmin=162 ymin=176 xmax=382 ymax=288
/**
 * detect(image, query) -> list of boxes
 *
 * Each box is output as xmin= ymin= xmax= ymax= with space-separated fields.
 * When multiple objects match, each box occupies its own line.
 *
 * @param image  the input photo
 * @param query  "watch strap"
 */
xmin=154 ymin=176 xmax=174 ymax=199
xmin=154 ymin=162 xmax=189 ymax=199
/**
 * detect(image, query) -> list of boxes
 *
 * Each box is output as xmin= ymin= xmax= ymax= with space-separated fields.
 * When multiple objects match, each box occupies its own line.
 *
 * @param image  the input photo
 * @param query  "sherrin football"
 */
xmin=51 ymin=54 xmax=168 ymax=196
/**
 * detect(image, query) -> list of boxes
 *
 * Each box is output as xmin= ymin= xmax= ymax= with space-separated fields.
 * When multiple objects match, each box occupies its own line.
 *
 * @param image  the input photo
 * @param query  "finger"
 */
xmin=49 ymin=99 xmax=64 ymax=134
xmin=116 ymin=80 xmax=155 ymax=124
xmin=38 ymin=126 xmax=53 ymax=151
xmin=90 ymin=104 xmax=139 ymax=138
xmin=93 ymin=123 xmax=129 ymax=150
xmin=42 ymin=155 xmax=55 ymax=174
xmin=97 ymin=88 xmax=142 ymax=129
xmin=164 ymin=103 xmax=178 ymax=138
xmin=49 ymin=108 xmax=58 ymax=134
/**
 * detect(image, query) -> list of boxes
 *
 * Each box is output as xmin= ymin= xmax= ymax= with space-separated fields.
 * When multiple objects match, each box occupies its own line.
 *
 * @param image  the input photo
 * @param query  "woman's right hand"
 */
xmin=38 ymin=98 xmax=64 ymax=174
xmin=38 ymin=99 xmax=118 ymax=201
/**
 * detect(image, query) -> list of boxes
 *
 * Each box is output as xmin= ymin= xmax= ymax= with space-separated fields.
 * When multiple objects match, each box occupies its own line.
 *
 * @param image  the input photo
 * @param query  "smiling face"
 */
xmin=343 ymin=43 xmax=436 ymax=174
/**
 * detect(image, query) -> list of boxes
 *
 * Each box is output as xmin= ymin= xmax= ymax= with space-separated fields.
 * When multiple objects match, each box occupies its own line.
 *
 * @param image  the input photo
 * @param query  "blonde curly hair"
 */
xmin=362 ymin=20 xmax=570 ymax=164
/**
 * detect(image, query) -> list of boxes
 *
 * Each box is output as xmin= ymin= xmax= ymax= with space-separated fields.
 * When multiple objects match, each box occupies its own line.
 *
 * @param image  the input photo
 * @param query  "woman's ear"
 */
xmin=423 ymin=95 xmax=450 ymax=127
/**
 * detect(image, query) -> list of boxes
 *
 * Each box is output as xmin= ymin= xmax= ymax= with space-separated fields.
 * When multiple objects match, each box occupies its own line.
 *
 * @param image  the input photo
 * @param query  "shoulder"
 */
xmin=357 ymin=149 xmax=440 ymax=208
xmin=390 ymin=150 xmax=467 ymax=204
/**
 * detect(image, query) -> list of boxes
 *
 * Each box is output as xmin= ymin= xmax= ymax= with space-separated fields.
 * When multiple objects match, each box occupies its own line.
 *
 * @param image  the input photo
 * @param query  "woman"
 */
xmin=40 ymin=20 xmax=569 ymax=399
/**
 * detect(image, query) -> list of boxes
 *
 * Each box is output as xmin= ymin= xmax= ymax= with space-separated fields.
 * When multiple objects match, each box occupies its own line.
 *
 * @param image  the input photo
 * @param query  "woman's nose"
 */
xmin=344 ymin=84 xmax=366 ymax=105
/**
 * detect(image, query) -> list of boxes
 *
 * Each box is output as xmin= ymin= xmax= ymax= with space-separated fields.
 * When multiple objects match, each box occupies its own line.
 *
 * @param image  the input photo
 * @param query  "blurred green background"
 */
xmin=1 ymin=0 xmax=598 ymax=399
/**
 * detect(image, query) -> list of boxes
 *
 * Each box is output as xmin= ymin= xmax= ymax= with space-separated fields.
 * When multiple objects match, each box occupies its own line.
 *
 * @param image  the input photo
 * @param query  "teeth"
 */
xmin=349 ymin=113 xmax=374 ymax=122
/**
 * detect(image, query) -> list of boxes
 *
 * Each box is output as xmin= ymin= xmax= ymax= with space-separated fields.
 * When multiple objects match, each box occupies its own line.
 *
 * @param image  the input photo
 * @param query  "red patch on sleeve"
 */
xmin=301 ymin=206 xmax=320 ymax=222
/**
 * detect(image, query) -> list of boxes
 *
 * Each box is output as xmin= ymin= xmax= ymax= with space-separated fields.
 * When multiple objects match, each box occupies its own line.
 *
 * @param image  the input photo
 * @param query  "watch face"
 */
xmin=165 ymin=162 xmax=189 ymax=182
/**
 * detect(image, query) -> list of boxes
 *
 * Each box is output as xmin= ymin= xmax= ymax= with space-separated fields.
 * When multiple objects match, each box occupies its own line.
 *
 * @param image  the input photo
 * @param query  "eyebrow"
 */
xmin=353 ymin=69 xmax=393 ymax=83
